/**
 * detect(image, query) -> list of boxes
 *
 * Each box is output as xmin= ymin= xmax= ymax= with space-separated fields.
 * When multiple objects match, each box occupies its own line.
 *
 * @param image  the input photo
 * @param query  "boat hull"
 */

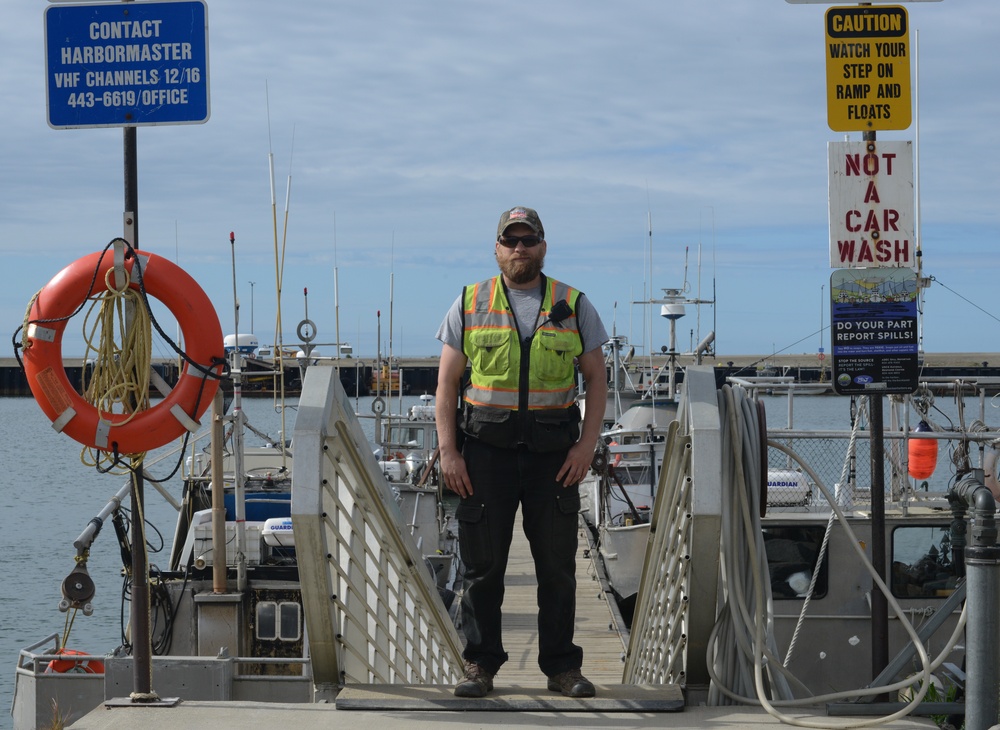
xmin=598 ymin=522 xmax=650 ymax=611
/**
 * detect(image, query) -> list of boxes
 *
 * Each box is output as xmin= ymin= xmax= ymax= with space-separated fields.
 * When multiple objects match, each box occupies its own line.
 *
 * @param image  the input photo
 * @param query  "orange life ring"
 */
xmin=23 ymin=249 xmax=224 ymax=453
xmin=46 ymin=649 xmax=105 ymax=674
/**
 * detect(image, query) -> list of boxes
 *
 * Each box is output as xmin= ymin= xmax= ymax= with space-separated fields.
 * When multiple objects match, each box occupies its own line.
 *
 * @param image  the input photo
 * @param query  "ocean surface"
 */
xmin=2 ymin=388 xmax=997 ymax=728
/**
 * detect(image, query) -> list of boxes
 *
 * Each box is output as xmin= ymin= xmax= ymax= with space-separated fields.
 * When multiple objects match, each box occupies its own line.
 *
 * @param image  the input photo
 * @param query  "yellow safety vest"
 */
xmin=461 ymin=275 xmax=582 ymax=410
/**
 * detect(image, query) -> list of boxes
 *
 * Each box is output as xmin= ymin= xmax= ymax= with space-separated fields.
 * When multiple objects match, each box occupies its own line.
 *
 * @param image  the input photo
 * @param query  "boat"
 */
xmin=617 ymin=366 xmax=997 ymax=719
xmin=582 ymin=397 xmax=673 ymax=620
xmin=370 ymin=359 xmax=409 ymax=396
xmin=370 ymin=394 xmax=458 ymax=610
xmin=580 ymin=282 xmax=711 ymax=616
xmin=374 ymin=394 xmax=440 ymax=484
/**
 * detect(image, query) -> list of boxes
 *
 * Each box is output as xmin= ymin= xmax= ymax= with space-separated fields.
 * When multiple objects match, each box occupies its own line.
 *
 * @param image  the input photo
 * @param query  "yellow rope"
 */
xmin=78 ymin=266 xmax=153 ymax=471
xmin=60 ymin=608 xmax=77 ymax=651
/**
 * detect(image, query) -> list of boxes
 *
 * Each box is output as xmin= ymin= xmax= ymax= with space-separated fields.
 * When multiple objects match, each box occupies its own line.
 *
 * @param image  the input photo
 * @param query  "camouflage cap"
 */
xmin=497 ymin=206 xmax=544 ymax=239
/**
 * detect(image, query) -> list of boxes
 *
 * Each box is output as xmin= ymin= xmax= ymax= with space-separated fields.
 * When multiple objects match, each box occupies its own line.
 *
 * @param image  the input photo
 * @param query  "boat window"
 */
xmin=256 ymin=601 xmax=302 ymax=642
xmin=257 ymin=601 xmax=277 ymax=640
xmin=763 ymin=526 xmax=828 ymax=600
xmin=615 ymin=465 xmax=654 ymax=486
xmin=279 ymin=602 xmax=302 ymax=641
xmin=891 ymin=526 xmax=959 ymax=599
xmin=387 ymin=426 xmax=425 ymax=449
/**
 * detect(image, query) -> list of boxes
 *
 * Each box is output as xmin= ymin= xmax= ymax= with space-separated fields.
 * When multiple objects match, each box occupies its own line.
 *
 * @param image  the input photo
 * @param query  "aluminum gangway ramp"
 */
xmin=293 ymin=366 xmax=681 ymax=711
xmin=336 ymin=509 xmax=683 ymax=711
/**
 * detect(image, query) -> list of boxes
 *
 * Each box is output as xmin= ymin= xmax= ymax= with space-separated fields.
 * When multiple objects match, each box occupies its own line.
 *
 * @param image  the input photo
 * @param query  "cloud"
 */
xmin=3 ymin=0 xmax=999 ymax=360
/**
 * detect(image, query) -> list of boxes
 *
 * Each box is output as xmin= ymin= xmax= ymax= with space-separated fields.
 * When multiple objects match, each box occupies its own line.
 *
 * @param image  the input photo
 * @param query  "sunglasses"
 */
xmin=498 ymin=234 xmax=542 ymax=249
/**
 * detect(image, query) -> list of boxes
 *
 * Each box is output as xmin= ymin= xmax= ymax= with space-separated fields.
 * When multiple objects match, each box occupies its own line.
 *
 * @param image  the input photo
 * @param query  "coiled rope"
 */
xmin=79 ymin=259 xmax=154 ymax=472
xmin=707 ymin=386 xmax=966 ymax=727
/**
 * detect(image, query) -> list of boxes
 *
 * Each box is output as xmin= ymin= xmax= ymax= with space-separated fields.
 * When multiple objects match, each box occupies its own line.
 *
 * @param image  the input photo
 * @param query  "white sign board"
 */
xmin=828 ymin=140 xmax=913 ymax=268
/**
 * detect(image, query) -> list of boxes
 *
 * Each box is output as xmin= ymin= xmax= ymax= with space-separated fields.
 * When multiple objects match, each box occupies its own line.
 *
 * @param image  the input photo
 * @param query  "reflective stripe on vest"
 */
xmin=462 ymin=276 xmax=582 ymax=410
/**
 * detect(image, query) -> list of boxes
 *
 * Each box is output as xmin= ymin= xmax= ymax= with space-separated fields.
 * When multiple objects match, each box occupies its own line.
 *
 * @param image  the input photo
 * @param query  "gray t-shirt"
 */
xmin=435 ymin=278 xmax=608 ymax=355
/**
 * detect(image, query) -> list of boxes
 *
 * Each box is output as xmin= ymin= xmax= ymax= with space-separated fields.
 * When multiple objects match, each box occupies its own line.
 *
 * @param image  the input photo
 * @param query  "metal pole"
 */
xmin=861 ymin=128 xmax=889 ymax=696
xmin=229 ymin=234 xmax=247 ymax=592
xmin=211 ymin=389 xmax=226 ymax=593
xmin=249 ymin=280 xmax=255 ymax=333
xmin=868 ymin=392 xmax=889 ymax=694
xmin=962 ymin=473 xmax=1000 ymax=730
xmin=125 ymin=115 xmax=154 ymax=702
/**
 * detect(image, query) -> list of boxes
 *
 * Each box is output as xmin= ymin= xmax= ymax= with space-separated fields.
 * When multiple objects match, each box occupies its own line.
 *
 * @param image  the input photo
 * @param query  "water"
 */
xmin=2 ymin=387 xmax=997 ymax=727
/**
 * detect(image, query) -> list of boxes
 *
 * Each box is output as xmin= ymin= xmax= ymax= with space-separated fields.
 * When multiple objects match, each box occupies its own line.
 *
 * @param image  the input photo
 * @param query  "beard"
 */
xmin=498 ymin=251 xmax=544 ymax=285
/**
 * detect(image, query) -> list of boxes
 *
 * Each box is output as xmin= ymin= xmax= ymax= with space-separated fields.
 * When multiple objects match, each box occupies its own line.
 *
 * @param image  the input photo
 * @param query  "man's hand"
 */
xmin=556 ymin=439 xmax=595 ymax=487
xmin=555 ymin=345 xmax=607 ymax=487
xmin=436 ymin=342 xmax=472 ymax=497
xmin=440 ymin=445 xmax=473 ymax=497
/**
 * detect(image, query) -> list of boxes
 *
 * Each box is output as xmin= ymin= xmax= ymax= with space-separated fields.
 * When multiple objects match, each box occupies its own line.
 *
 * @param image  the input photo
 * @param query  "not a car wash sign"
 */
xmin=44 ymin=1 xmax=209 ymax=128
xmin=830 ymin=268 xmax=918 ymax=395
xmin=829 ymin=140 xmax=913 ymax=268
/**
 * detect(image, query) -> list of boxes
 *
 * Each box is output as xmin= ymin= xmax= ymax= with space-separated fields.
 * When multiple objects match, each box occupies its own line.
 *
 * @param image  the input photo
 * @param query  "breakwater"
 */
xmin=2 ymin=352 xmax=998 ymax=398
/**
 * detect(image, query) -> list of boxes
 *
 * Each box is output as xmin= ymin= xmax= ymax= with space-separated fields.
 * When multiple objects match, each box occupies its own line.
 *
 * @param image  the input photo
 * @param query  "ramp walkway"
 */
xmin=334 ymin=511 xmax=683 ymax=711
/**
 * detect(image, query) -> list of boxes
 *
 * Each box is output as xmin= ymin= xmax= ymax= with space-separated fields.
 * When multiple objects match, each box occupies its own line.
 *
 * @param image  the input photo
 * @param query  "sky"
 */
xmin=2 ymin=0 xmax=998 ymax=363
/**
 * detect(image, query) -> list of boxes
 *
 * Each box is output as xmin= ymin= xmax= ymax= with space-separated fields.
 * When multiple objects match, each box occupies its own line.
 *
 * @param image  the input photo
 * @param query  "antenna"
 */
xmin=914 ymin=28 xmax=925 ymax=355
xmin=389 ymin=231 xmax=395 ymax=374
xmin=264 ymin=82 xmax=293 ymax=464
xmin=334 ymin=212 xmax=341 ymax=361
xmin=265 ymin=80 xmax=283 ymax=403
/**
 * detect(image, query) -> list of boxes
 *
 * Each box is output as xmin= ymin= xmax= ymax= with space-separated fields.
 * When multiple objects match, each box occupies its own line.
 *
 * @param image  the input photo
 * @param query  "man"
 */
xmin=435 ymin=206 xmax=609 ymax=699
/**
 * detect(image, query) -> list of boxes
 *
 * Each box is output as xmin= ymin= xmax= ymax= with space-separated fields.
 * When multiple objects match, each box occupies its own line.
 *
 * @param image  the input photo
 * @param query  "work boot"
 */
xmin=547 ymin=668 xmax=596 ymax=698
xmin=454 ymin=661 xmax=494 ymax=698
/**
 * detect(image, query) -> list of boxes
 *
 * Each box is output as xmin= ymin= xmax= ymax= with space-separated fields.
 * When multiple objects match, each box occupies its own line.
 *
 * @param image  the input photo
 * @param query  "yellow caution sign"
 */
xmin=825 ymin=5 xmax=911 ymax=132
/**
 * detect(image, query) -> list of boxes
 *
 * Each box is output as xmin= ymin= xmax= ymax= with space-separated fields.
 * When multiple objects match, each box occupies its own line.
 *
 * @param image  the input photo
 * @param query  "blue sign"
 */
xmin=44 ymin=1 xmax=209 ymax=129
xmin=830 ymin=268 xmax=919 ymax=395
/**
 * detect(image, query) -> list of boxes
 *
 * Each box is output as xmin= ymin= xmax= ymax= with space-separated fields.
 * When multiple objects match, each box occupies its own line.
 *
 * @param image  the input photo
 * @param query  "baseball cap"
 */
xmin=497 ymin=206 xmax=544 ymax=238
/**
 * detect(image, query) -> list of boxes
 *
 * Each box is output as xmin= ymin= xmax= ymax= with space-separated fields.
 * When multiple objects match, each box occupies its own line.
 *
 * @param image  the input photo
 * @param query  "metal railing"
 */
xmin=622 ymin=420 xmax=693 ymax=684
xmin=291 ymin=366 xmax=463 ymax=698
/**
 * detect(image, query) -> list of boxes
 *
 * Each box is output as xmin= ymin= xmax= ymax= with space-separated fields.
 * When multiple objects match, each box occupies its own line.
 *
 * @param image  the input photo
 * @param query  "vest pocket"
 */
xmin=469 ymin=329 xmax=511 ymax=376
xmin=533 ymin=330 xmax=578 ymax=381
